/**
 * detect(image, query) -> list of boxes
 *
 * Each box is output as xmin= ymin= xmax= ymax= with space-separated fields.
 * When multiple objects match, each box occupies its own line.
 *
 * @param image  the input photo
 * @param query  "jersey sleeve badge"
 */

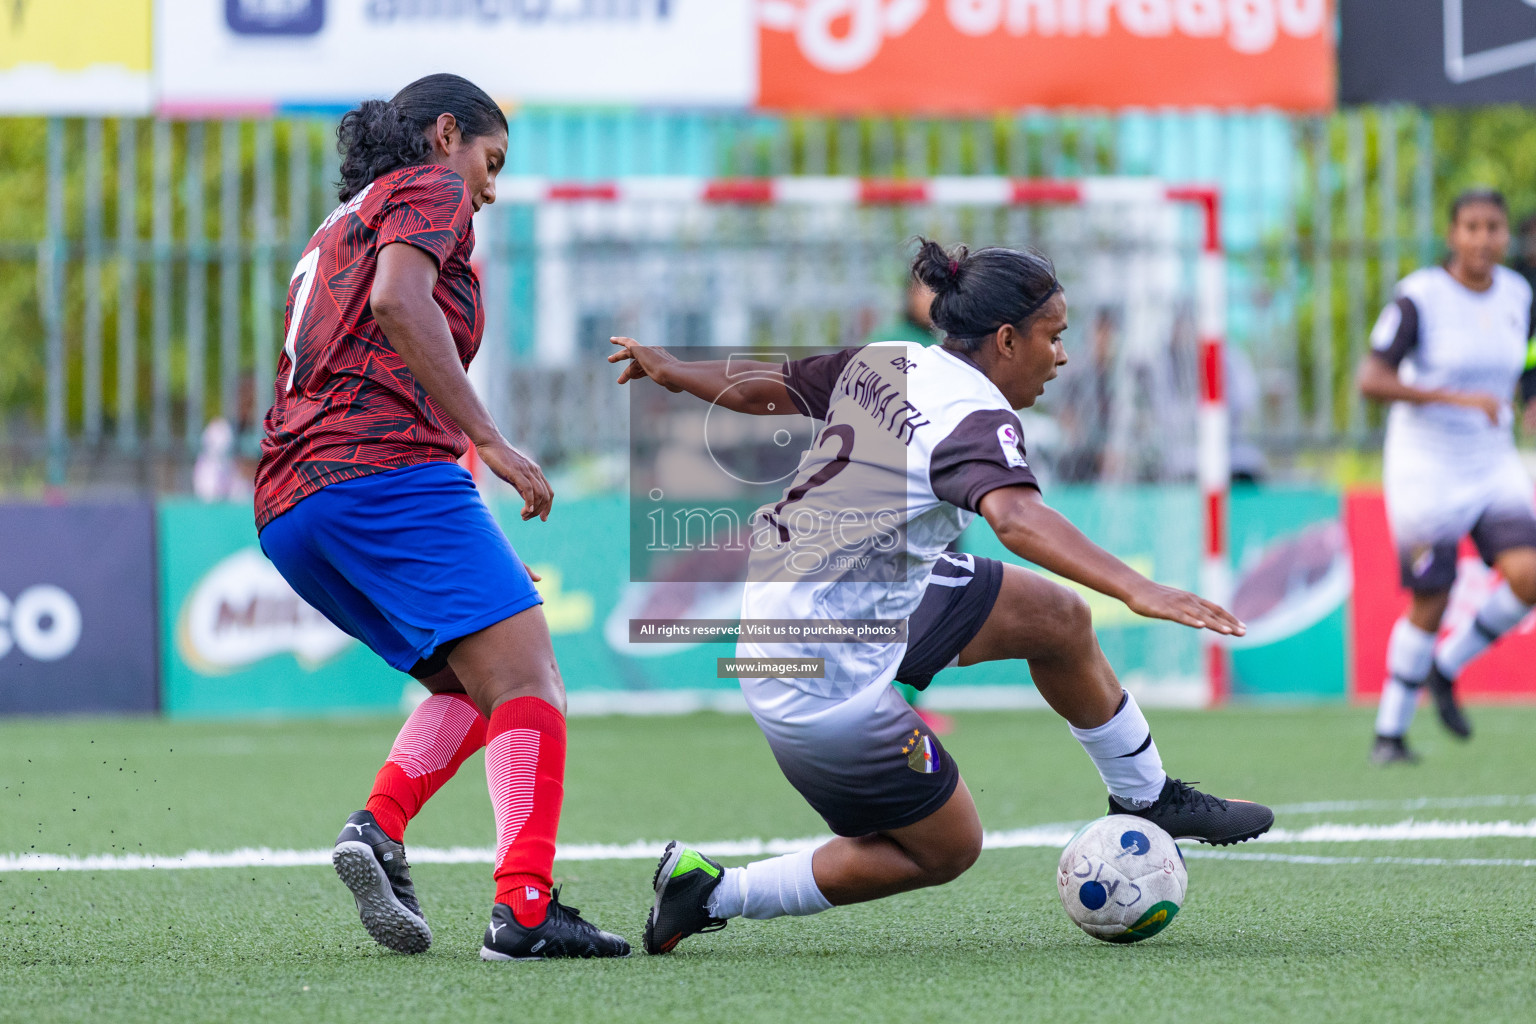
xmin=996 ymin=423 xmax=1028 ymax=469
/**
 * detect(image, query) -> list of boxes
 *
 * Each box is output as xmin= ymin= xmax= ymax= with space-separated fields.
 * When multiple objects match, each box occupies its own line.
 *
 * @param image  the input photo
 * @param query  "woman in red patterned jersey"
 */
xmin=255 ymin=73 xmax=628 ymax=961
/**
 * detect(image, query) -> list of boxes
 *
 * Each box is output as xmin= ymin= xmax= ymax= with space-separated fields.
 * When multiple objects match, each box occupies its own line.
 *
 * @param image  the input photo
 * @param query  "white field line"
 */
xmin=1271 ymin=794 xmax=1536 ymax=814
xmin=5 ymin=817 xmax=1536 ymax=874
xmin=1182 ymin=850 xmax=1536 ymax=868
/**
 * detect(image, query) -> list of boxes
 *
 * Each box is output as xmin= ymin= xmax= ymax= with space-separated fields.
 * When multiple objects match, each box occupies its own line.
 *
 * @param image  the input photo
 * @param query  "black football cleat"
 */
xmin=1109 ymin=777 xmax=1274 ymax=847
xmin=332 ymin=809 xmax=432 ymax=954
xmin=480 ymin=889 xmax=630 ymax=961
xmin=1423 ymin=664 xmax=1472 ymax=739
xmin=1370 ymin=734 xmax=1420 ymax=765
xmin=643 ymin=841 xmax=728 ymax=955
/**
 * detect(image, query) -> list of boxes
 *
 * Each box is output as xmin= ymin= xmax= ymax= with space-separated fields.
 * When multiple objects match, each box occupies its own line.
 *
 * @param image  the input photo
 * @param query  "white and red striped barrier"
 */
xmin=500 ymin=176 xmax=1229 ymax=705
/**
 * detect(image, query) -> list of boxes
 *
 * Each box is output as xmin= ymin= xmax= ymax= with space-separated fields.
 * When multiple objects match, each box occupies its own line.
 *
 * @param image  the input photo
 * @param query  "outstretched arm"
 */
xmin=608 ymin=336 xmax=798 ymax=415
xmin=978 ymin=485 xmax=1244 ymax=637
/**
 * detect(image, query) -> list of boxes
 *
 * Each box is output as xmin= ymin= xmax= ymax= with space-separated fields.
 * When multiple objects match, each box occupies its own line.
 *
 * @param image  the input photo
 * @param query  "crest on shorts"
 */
xmin=1410 ymin=544 xmax=1435 ymax=578
xmin=902 ymin=728 xmax=940 ymax=773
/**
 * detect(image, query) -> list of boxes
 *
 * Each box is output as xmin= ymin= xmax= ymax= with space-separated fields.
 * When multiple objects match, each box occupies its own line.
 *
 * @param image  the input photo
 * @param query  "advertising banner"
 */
xmin=1347 ymin=490 xmax=1536 ymax=702
xmin=0 ymin=503 xmax=158 ymax=714
xmin=1226 ymin=487 xmax=1348 ymax=700
xmin=494 ymin=493 xmax=751 ymax=713
xmin=0 ymin=0 xmax=153 ymax=114
xmin=155 ymin=0 xmax=756 ymax=113
xmin=759 ymin=0 xmax=1335 ymax=113
xmin=958 ymin=485 xmax=1349 ymax=704
xmin=959 ymin=486 xmax=1206 ymax=705
xmin=1341 ymin=0 xmax=1536 ymax=104
xmin=153 ymin=486 xmax=1354 ymax=720
xmin=159 ymin=500 xmax=400 ymax=717
xmin=499 ymin=486 xmax=1351 ymax=711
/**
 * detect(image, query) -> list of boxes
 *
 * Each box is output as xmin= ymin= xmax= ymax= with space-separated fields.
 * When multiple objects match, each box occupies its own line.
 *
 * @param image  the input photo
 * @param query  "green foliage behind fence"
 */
xmin=6 ymin=107 xmax=1536 ymax=484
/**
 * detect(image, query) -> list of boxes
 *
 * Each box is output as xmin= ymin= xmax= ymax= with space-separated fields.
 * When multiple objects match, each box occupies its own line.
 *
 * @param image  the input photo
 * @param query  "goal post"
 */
xmin=490 ymin=176 xmax=1229 ymax=708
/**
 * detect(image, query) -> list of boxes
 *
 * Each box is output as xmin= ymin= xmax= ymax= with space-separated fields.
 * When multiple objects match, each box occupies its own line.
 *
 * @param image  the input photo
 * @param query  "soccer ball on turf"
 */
xmin=1057 ymin=814 xmax=1187 ymax=943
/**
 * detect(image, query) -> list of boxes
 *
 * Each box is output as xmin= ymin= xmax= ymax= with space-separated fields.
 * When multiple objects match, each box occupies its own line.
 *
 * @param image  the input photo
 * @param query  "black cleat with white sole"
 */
xmin=332 ymin=810 xmax=432 ymax=954
xmin=480 ymin=889 xmax=631 ymax=961
xmin=1108 ymin=777 xmax=1274 ymax=846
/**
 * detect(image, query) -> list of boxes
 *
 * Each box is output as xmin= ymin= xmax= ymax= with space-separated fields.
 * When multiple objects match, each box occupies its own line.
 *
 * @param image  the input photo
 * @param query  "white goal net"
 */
xmin=484 ymin=177 xmax=1227 ymax=707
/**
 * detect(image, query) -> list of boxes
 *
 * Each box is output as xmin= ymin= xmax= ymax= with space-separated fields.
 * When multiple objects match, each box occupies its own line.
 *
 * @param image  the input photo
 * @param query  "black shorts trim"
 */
xmin=1397 ymin=540 xmax=1459 ymax=594
xmin=407 ymin=637 xmax=463 ymax=679
xmin=842 ymin=760 xmax=961 ymax=837
xmin=1470 ymin=511 xmax=1536 ymax=565
xmin=894 ymin=554 xmax=1005 ymax=690
xmin=752 ymin=681 xmax=963 ymax=838
xmin=1397 ymin=510 xmax=1536 ymax=594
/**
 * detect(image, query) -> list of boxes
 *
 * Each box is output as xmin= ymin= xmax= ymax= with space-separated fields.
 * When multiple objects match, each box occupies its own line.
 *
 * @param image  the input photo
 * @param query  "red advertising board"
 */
xmin=759 ymin=0 xmax=1335 ymax=113
xmin=1346 ymin=490 xmax=1536 ymax=702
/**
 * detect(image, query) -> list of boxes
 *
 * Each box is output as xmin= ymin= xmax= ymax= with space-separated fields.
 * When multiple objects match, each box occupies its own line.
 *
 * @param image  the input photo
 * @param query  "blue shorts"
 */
xmin=258 ymin=462 xmax=543 ymax=675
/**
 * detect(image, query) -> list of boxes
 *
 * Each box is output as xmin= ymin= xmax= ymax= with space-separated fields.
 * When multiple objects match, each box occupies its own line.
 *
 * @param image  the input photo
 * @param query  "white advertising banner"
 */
xmin=156 ymin=0 xmax=756 ymax=113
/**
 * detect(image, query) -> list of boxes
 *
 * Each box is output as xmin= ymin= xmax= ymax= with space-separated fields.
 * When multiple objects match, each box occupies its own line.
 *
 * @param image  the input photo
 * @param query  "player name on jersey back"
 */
xmin=740 ymin=341 xmax=1040 ymax=697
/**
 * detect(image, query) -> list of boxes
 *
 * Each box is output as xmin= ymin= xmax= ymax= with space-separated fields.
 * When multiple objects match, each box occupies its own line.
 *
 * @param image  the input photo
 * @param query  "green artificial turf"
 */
xmin=3 ymin=706 xmax=1535 ymax=1023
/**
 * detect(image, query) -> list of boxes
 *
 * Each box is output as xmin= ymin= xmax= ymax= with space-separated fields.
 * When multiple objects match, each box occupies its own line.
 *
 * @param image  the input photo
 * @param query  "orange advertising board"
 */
xmin=758 ymin=0 xmax=1335 ymax=113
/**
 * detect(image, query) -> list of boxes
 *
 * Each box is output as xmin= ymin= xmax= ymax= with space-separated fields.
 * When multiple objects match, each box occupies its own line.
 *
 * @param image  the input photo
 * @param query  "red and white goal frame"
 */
xmin=495 ymin=176 xmax=1231 ymax=706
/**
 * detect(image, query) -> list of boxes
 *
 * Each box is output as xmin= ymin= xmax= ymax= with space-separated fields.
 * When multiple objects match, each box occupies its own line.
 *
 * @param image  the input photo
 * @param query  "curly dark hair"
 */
xmin=335 ymin=73 xmax=507 ymax=202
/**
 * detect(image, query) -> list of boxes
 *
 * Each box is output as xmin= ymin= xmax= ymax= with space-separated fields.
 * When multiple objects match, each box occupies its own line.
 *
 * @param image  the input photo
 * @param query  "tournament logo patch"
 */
xmin=995 ymin=423 xmax=1027 ymax=469
xmin=902 ymin=728 xmax=940 ymax=773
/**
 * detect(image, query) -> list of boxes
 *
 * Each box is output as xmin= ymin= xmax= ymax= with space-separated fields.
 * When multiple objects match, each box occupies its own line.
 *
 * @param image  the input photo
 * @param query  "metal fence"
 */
xmin=4 ymin=108 xmax=1442 ymax=489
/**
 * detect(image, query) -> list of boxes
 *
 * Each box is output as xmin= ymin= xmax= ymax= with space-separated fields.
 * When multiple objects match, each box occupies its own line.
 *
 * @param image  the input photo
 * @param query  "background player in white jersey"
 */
xmin=1360 ymin=189 xmax=1536 ymax=764
xmin=609 ymin=241 xmax=1274 ymax=954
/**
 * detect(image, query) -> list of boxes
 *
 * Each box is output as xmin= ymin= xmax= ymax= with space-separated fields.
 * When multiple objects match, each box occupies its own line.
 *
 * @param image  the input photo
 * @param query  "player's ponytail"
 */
xmin=911 ymin=238 xmax=1061 ymax=355
xmin=335 ymin=73 xmax=508 ymax=202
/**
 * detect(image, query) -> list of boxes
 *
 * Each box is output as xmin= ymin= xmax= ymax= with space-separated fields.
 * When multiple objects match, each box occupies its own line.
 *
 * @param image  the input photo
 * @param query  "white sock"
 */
xmin=705 ymin=847 xmax=832 ymax=921
xmin=1436 ymin=581 xmax=1533 ymax=679
xmin=1375 ymin=617 xmax=1435 ymax=738
xmin=1374 ymin=678 xmax=1421 ymax=739
xmin=1069 ymin=691 xmax=1165 ymax=808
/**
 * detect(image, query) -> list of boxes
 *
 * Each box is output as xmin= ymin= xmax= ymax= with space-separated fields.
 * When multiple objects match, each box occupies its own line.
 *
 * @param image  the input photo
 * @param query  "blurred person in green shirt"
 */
xmin=864 ymin=278 xmax=940 ymax=348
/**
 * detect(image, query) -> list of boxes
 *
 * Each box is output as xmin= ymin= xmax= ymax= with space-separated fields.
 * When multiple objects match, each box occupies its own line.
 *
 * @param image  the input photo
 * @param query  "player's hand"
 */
xmin=1123 ymin=580 xmax=1246 ymax=637
xmin=477 ymin=440 xmax=554 ymax=522
xmin=1523 ymin=403 xmax=1536 ymax=438
xmin=1456 ymin=392 xmax=1505 ymax=425
xmin=608 ymin=336 xmax=683 ymax=391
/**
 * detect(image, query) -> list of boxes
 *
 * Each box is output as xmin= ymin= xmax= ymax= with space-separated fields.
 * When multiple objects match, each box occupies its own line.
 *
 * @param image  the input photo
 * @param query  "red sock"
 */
xmin=364 ymin=693 xmax=488 ymax=842
xmin=485 ymin=696 xmax=566 ymax=927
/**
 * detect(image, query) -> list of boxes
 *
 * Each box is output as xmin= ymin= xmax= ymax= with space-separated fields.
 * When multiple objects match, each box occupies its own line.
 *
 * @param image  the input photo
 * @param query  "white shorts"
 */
xmin=740 ymin=675 xmax=960 ymax=837
xmin=1384 ymin=442 xmax=1536 ymax=591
